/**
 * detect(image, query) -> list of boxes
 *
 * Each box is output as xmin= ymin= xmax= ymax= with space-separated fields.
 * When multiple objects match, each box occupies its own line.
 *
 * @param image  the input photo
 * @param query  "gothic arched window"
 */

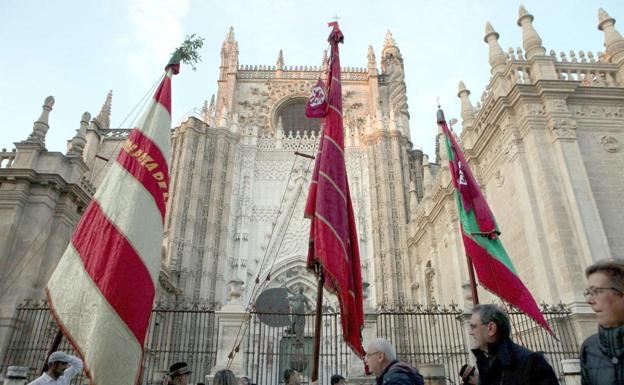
xmin=276 ymin=98 xmax=322 ymax=137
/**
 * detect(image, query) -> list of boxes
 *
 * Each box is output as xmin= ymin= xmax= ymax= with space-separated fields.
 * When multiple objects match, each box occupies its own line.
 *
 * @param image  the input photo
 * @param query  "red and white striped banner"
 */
xmin=47 ymin=68 xmax=175 ymax=385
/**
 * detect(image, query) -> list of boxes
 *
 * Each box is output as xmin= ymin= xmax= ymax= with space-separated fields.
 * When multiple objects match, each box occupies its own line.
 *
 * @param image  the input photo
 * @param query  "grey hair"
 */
xmin=214 ymin=369 xmax=238 ymax=385
xmin=586 ymin=259 xmax=624 ymax=291
xmin=472 ymin=304 xmax=511 ymax=339
xmin=369 ymin=337 xmax=397 ymax=361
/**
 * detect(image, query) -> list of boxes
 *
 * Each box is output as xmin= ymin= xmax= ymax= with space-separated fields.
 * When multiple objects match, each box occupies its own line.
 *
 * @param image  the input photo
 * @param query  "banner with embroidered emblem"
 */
xmin=304 ymin=21 xmax=365 ymax=358
xmin=306 ymin=77 xmax=329 ymax=118
xmin=437 ymin=107 xmax=553 ymax=335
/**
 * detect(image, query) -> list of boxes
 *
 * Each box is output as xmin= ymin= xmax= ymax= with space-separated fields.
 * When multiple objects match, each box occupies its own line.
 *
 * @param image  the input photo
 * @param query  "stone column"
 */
xmin=0 ymin=315 xmax=21 ymax=364
xmin=3 ymin=366 xmax=28 ymax=385
xmin=210 ymin=280 xmax=247 ymax=380
xmin=567 ymin=302 xmax=597 ymax=350
xmin=560 ymin=359 xmax=581 ymax=385
xmin=348 ymin=299 xmax=378 ymax=385
xmin=457 ymin=311 xmax=475 ymax=364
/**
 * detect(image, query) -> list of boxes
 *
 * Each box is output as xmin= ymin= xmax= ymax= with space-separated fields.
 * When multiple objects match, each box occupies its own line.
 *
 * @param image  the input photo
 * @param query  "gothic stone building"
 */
xmin=0 ymin=6 xmax=623 ymax=359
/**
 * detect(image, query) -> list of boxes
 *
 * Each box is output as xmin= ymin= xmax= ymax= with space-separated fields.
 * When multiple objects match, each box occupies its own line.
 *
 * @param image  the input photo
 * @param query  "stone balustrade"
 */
xmin=0 ymin=148 xmax=16 ymax=168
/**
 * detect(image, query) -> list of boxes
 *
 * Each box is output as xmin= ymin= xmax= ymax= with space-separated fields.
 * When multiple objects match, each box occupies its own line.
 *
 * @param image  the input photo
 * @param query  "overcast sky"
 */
xmin=1 ymin=0 xmax=622 ymax=157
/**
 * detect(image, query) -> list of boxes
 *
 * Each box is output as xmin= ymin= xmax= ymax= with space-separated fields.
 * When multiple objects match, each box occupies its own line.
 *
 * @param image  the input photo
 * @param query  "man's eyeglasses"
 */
xmin=365 ymin=351 xmax=380 ymax=357
xmin=583 ymin=286 xmax=623 ymax=298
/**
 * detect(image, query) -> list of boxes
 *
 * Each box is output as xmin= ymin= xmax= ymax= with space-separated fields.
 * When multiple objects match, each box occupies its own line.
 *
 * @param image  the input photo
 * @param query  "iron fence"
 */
xmin=377 ymin=303 xmax=579 ymax=384
xmin=1 ymin=300 xmax=218 ymax=385
xmin=244 ymin=309 xmax=352 ymax=385
xmin=377 ymin=303 xmax=468 ymax=384
xmin=2 ymin=301 xmax=579 ymax=385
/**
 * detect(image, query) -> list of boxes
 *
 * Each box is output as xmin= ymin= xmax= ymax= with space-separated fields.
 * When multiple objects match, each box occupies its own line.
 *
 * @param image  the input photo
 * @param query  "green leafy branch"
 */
xmin=170 ymin=34 xmax=205 ymax=71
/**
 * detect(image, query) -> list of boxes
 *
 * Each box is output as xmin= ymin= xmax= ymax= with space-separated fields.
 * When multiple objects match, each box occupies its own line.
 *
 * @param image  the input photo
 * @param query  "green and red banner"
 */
xmin=437 ymin=108 xmax=552 ymax=334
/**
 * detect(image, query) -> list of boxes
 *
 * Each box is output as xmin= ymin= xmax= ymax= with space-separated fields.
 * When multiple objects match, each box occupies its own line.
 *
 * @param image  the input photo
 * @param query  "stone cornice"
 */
xmin=361 ymin=130 xmax=410 ymax=146
xmin=0 ymin=169 xmax=92 ymax=205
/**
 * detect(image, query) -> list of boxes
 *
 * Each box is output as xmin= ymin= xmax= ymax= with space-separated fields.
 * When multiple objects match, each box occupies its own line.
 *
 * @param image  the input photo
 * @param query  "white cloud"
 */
xmin=125 ymin=0 xmax=190 ymax=86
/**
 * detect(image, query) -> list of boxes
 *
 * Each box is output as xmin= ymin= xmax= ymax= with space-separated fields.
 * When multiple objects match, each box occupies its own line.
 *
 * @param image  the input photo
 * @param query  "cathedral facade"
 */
xmin=1 ymin=6 xmax=623 ymax=361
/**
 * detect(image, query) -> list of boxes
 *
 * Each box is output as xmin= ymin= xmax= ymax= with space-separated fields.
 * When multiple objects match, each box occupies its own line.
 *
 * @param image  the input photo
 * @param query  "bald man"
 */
xmin=364 ymin=338 xmax=423 ymax=385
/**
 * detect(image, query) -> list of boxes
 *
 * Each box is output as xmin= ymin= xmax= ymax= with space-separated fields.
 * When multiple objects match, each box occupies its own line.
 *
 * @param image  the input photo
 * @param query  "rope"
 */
xmin=225 ymin=134 xmax=319 ymax=369
xmin=0 ymin=74 xmax=164 ymax=300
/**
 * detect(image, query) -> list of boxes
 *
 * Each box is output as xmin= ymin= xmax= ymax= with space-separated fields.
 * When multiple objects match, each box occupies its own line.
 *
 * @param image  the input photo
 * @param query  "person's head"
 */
xmin=239 ymin=376 xmax=251 ymax=385
xmin=214 ymin=369 xmax=238 ymax=385
xmin=585 ymin=259 xmax=624 ymax=328
xmin=364 ymin=338 xmax=397 ymax=377
xmin=283 ymin=368 xmax=300 ymax=385
xmin=46 ymin=351 xmax=71 ymax=379
xmin=459 ymin=364 xmax=478 ymax=385
xmin=330 ymin=374 xmax=346 ymax=385
xmin=169 ymin=362 xmax=192 ymax=385
xmin=469 ymin=304 xmax=511 ymax=351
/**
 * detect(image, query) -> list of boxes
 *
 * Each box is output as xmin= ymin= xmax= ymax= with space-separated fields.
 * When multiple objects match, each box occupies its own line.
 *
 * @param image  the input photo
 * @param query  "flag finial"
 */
xmin=436 ymin=101 xmax=446 ymax=124
xmin=328 ymin=21 xmax=344 ymax=43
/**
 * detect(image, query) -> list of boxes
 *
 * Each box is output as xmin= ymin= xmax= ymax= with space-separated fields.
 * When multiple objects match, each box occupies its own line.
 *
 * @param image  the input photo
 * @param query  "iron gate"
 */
xmin=1 ymin=300 xmax=218 ymax=385
xmin=244 ymin=309 xmax=352 ymax=385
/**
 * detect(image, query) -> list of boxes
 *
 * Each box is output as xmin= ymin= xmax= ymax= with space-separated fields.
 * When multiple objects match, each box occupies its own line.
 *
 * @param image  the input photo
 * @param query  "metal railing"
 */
xmin=2 ymin=301 xmax=579 ymax=385
xmin=1 ymin=300 xmax=218 ymax=385
xmin=376 ymin=303 xmax=579 ymax=384
xmin=377 ymin=303 xmax=468 ymax=384
xmin=244 ymin=309 xmax=352 ymax=385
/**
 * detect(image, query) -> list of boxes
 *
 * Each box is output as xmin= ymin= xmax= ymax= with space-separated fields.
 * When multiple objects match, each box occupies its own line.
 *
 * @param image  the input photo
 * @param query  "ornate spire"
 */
xmin=384 ymin=30 xmax=397 ymax=48
xmin=598 ymin=8 xmax=624 ymax=64
xmin=220 ymin=26 xmax=239 ymax=75
xmin=27 ymin=96 xmax=54 ymax=143
xmin=209 ymin=94 xmax=216 ymax=116
xmin=422 ymin=154 xmax=433 ymax=195
xmin=457 ymin=81 xmax=475 ymax=129
xmin=224 ymin=26 xmax=235 ymax=44
xmin=276 ymin=49 xmax=284 ymax=69
xmin=322 ymin=49 xmax=328 ymax=72
xmin=409 ymin=180 xmax=419 ymax=214
xmin=94 ymin=90 xmax=112 ymax=129
xmin=484 ymin=22 xmax=507 ymax=74
xmin=367 ymin=44 xmax=377 ymax=69
xmin=68 ymin=112 xmax=90 ymax=157
xmin=517 ymin=5 xmax=545 ymax=59
xmin=382 ymin=30 xmax=402 ymax=61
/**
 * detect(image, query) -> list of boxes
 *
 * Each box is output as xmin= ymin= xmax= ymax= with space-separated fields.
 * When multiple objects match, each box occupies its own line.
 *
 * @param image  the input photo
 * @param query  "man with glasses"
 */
xmin=469 ymin=304 xmax=558 ymax=385
xmin=364 ymin=338 xmax=423 ymax=385
xmin=580 ymin=259 xmax=624 ymax=385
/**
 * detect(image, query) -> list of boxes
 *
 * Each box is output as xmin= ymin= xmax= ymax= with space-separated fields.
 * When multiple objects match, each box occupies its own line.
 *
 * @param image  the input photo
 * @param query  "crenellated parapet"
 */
xmin=236 ymin=64 xmax=368 ymax=80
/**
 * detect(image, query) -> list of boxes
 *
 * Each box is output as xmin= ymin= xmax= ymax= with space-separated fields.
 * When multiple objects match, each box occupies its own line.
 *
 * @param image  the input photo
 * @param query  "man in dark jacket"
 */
xmin=580 ymin=259 xmax=624 ymax=385
xmin=364 ymin=338 xmax=424 ymax=385
xmin=469 ymin=304 xmax=558 ymax=385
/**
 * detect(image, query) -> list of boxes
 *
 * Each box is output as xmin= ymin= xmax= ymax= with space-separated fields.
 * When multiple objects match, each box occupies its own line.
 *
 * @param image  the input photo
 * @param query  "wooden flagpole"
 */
xmin=41 ymin=329 xmax=63 ymax=373
xmin=310 ymin=269 xmax=324 ymax=385
xmin=465 ymin=255 xmax=480 ymax=304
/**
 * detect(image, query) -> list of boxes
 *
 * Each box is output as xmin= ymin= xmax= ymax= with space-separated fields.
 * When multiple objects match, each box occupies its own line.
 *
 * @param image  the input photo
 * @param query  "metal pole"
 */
xmin=465 ymin=254 xmax=480 ymax=305
xmin=310 ymin=270 xmax=324 ymax=385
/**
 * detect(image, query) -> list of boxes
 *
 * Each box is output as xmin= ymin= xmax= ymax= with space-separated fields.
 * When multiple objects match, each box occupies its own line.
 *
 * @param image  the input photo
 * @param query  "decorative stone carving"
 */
xmin=381 ymin=32 xmax=409 ymax=120
xmin=494 ymin=169 xmax=505 ymax=188
xmin=570 ymin=104 xmax=624 ymax=119
xmin=550 ymin=118 xmax=577 ymax=139
xmin=600 ymin=135 xmax=620 ymax=153
xmin=519 ymin=103 xmax=546 ymax=118
xmin=544 ymin=99 xmax=568 ymax=113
